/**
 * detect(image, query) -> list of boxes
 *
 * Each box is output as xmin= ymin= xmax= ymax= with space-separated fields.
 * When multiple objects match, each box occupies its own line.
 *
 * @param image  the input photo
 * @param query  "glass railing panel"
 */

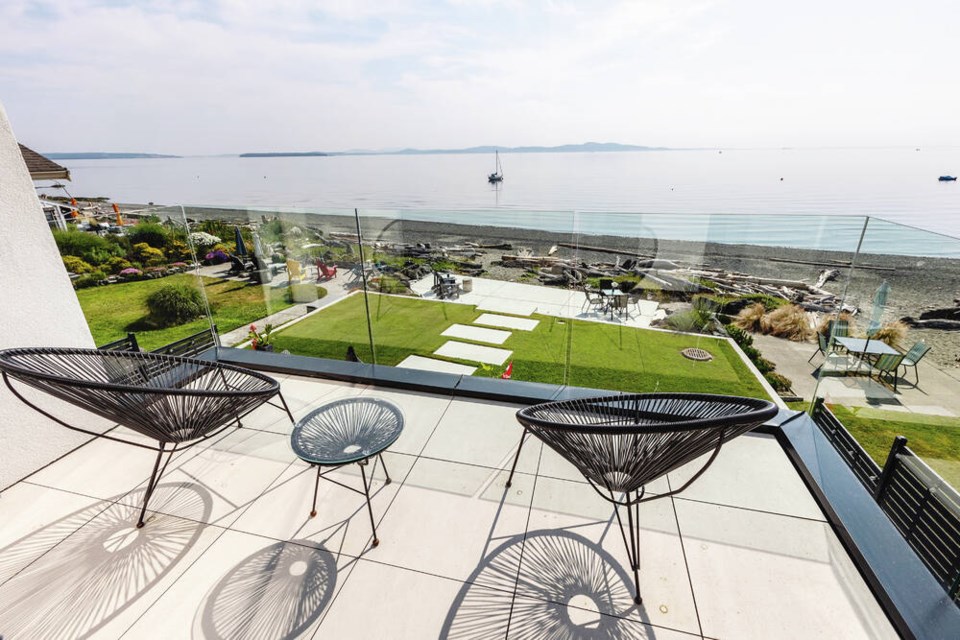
xmin=179 ymin=205 xmax=356 ymax=354
xmin=52 ymin=203 xmax=208 ymax=351
xmin=564 ymin=211 xmax=868 ymax=400
xmin=812 ymin=216 xmax=960 ymax=491
xmin=354 ymin=208 xmax=578 ymax=383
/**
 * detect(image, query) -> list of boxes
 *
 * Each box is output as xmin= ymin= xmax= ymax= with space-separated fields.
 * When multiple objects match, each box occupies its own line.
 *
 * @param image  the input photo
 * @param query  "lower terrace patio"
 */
xmin=0 ymin=373 xmax=896 ymax=639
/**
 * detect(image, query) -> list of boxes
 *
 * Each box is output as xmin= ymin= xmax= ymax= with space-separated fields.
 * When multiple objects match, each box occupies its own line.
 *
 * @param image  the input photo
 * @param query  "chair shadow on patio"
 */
xmin=441 ymin=530 xmax=655 ymax=639
xmin=0 ymin=482 xmax=210 ymax=639
xmin=196 ymin=539 xmax=338 ymax=640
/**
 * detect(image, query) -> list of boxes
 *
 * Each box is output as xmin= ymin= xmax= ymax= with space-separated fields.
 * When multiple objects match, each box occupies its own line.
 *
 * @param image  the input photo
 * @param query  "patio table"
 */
xmin=291 ymin=397 xmax=404 ymax=547
xmin=600 ymin=289 xmax=627 ymax=319
xmin=835 ymin=336 xmax=899 ymax=363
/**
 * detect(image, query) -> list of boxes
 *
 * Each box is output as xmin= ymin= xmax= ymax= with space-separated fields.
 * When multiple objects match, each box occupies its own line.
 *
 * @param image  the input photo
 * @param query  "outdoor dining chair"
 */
xmin=899 ymin=340 xmax=931 ymax=386
xmin=582 ymin=286 xmax=604 ymax=314
xmin=505 ymin=393 xmax=777 ymax=605
xmin=0 ymin=347 xmax=294 ymax=528
xmin=870 ymin=352 xmax=907 ymax=392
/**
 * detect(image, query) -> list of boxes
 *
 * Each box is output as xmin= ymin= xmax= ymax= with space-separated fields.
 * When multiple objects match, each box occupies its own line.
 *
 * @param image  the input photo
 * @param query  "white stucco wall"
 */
xmin=0 ymin=102 xmax=98 ymax=490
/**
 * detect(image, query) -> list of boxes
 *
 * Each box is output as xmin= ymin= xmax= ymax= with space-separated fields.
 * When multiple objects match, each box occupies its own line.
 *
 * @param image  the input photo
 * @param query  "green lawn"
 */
xmin=76 ymin=275 xmax=299 ymax=351
xmin=828 ymin=405 xmax=960 ymax=489
xmin=271 ymin=293 xmax=771 ymax=399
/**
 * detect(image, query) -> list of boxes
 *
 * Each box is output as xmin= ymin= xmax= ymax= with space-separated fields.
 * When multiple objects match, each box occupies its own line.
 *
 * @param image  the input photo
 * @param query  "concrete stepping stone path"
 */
xmin=441 ymin=324 xmax=512 ymax=345
xmin=434 ymin=341 xmax=512 ymax=366
xmin=396 ymin=355 xmax=477 ymax=376
xmin=473 ymin=313 xmax=539 ymax=331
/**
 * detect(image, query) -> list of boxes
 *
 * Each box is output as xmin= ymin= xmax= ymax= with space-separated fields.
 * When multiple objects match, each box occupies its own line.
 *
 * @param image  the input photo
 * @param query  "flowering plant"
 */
xmin=118 ymin=267 xmax=142 ymax=276
xmin=205 ymin=250 xmax=229 ymax=264
xmin=248 ymin=323 xmax=274 ymax=349
xmin=188 ymin=231 xmax=221 ymax=249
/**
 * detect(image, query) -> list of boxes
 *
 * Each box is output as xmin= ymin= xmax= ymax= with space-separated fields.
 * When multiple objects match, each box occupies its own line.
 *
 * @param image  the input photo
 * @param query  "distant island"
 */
xmin=45 ymin=152 xmax=180 ymax=159
xmin=239 ymin=142 xmax=665 ymax=158
xmin=239 ymin=151 xmax=330 ymax=158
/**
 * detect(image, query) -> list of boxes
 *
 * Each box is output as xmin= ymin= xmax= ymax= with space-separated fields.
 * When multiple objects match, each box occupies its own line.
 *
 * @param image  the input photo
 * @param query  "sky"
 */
xmin=1 ymin=0 xmax=958 ymax=155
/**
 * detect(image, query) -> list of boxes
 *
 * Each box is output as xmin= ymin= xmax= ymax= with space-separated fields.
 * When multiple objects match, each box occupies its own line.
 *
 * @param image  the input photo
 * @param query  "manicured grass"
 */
xmin=271 ymin=293 xmax=771 ymax=399
xmin=76 ymin=275 xmax=301 ymax=351
xmin=272 ymin=293 xmax=479 ymax=364
xmin=828 ymin=405 xmax=960 ymax=489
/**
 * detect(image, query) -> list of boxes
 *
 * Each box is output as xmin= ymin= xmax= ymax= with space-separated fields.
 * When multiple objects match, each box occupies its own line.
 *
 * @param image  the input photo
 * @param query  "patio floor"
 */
xmin=410 ymin=274 xmax=666 ymax=329
xmin=0 ymin=375 xmax=897 ymax=639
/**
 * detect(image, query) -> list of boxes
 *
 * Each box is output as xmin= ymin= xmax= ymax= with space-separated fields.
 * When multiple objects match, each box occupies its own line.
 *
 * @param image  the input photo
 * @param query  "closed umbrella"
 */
xmin=252 ymin=232 xmax=265 ymax=257
xmin=867 ymin=280 xmax=891 ymax=338
xmin=234 ymin=226 xmax=248 ymax=258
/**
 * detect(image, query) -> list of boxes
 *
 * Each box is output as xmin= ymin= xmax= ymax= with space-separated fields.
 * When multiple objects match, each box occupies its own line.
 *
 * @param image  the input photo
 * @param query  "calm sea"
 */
xmin=60 ymin=148 xmax=960 ymax=257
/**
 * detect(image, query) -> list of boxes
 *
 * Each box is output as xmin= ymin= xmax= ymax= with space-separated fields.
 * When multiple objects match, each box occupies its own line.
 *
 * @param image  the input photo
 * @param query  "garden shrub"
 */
xmin=132 ymin=242 xmax=167 ymax=266
xmin=764 ymin=371 xmax=793 ymax=392
xmin=52 ymin=228 xmax=124 ymax=265
xmin=127 ymin=222 xmax=169 ymax=249
xmin=145 ymin=284 xmax=205 ymax=326
xmin=724 ymin=324 xmax=753 ymax=348
xmin=62 ymin=255 xmax=95 ymax=274
xmin=166 ymin=239 xmax=194 ymax=262
xmin=73 ymin=270 xmax=107 ymax=289
xmin=104 ymin=256 xmax=134 ymax=274
xmin=187 ymin=232 xmax=221 ymax=251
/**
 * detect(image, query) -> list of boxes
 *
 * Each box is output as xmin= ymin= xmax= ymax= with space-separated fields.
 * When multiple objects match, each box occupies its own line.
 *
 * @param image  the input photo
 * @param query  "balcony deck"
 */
xmin=0 ymin=375 xmax=897 ymax=639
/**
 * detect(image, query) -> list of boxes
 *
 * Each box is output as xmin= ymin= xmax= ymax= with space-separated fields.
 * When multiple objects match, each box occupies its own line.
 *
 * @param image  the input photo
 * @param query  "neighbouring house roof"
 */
xmin=18 ymin=144 xmax=71 ymax=181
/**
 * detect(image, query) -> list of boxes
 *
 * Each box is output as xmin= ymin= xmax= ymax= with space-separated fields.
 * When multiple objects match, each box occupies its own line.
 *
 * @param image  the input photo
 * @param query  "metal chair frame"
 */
xmin=291 ymin=398 xmax=404 ymax=548
xmin=899 ymin=340 xmax=931 ymax=386
xmin=0 ymin=347 xmax=294 ymax=528
xmin=505 ymin=393 xmax=777 ymax=605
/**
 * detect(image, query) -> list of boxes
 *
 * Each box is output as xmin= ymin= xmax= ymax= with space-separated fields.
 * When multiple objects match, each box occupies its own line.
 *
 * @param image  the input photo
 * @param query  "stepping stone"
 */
xmin=434 ymin=341 xmax=512 ymax=366
xmin=476 ymin=299 xmax=538 ymax=316
xmin=396 ymin=355 xmax=477 ymax=376
xmin=442 ymin=324 xmax=512 ymax=345
xmin=474 ymin=313 xmax=539 ymax=331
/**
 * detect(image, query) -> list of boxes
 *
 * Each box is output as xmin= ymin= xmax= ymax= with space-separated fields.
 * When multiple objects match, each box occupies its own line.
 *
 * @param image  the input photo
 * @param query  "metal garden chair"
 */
xmin=0 ymin=347 xmax=294 ymax=528
xmin=899 ymin=340 xmax=931 ymax=386
xmin=505 ymin=393 xmax=777 ymax=605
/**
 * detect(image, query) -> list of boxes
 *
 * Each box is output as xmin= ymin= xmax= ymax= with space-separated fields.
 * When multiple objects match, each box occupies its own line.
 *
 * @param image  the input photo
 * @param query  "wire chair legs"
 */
xmin=612 ymin=490 xmax=643 ymax=605
xmin=308 ymin=453 xmax=391 ymax=548
xmin=137 ymin=442 xmax=179 ymax=528
xmin=505 ymin=427 xmax=529 ymax=488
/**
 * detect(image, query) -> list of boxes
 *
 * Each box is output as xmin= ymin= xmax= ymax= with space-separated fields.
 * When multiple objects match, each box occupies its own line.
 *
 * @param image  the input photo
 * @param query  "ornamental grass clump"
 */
xmin=871 ymin=321 xmax=908 ymax=348
xmin=733 ymin=303 xmax=766 ymax=333
xmin=760 ymin=304 xmax=813 ymax=342
xmin=816 ymin=312 xmax=855 ymax=337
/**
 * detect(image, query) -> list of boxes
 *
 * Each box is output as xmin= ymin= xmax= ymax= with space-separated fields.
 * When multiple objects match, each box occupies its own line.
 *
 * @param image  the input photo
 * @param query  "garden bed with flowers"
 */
xmin=75 ymin=274 xmax=299 ymax=351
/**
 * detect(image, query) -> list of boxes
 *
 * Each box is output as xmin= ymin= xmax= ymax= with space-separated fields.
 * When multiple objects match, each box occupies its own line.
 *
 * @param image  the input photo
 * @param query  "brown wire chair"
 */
xmin=506 ymin=393 xmax=777 ymax=605
xmin=0 ymin=347 xmax=294 ymax=528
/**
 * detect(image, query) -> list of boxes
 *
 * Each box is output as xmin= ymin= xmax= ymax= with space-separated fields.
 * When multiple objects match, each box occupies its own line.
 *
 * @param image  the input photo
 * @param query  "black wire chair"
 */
xmin=0 ymin=347 xmax=294 ymax=528
xmin=505 ymin=393 xmax=778 ymax=605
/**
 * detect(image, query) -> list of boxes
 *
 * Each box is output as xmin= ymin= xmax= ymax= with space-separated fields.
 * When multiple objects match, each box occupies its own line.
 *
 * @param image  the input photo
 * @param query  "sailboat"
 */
xmin=487 ymin=150 xmax=504 ymax=183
